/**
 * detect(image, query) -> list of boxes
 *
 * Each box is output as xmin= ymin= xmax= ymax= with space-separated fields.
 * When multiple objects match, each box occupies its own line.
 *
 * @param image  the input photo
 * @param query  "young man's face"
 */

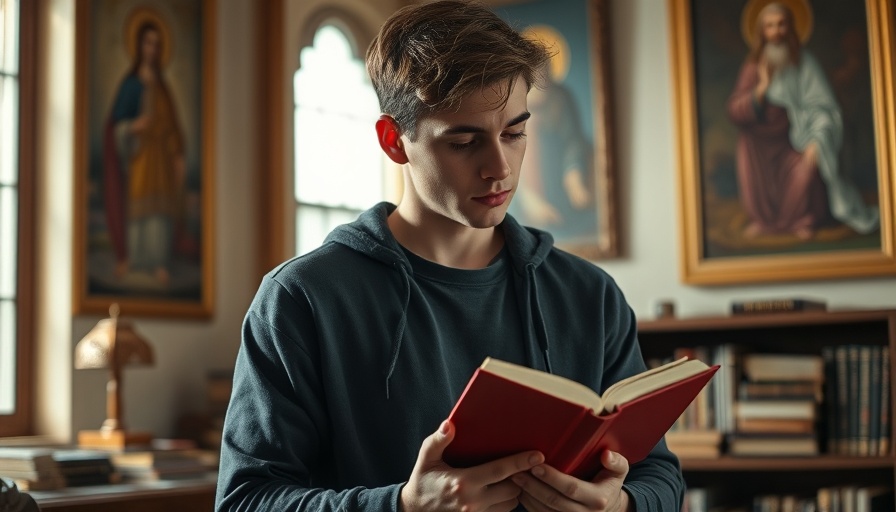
xmin=399 ymin=75 xmax=530 ymax=230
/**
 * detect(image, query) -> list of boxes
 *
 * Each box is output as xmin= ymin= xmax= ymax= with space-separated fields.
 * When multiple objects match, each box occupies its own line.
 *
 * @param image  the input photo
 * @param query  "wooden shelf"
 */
xmin=637 ymin=309 xmax=896 ymax=504
xmin=681 ymin=455 xmax=896 ymax=472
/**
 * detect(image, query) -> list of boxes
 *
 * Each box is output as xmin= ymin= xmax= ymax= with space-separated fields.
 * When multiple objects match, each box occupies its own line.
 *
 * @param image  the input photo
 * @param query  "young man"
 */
xmin=216 ymin=1 xmax=685 ymax=511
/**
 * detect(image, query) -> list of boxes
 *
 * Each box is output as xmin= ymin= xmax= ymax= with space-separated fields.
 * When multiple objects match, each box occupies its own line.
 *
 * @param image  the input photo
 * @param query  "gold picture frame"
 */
xmin=74 ymin=0 xmax=215 ymax=317
xmin=668 ymin=0 xmax=896 ymax=285
xmin=492 ymin=0 xmax=619 ymax=259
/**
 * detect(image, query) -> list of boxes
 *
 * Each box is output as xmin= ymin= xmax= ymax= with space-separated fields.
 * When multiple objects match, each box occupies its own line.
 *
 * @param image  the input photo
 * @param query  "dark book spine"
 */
xmin=880 ymin=345 xmax=890 ymax=455
xmin=730 ymin=299 xmax=826 ymax=315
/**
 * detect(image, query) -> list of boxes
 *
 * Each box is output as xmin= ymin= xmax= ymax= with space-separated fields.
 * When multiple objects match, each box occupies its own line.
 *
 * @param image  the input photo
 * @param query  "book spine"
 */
xmin=822 ymin=346 xmax=838 ymax=454
xmin=545 ymin=408 xmax=597 ymax=473
xmin=730 ymin=299 xmax=825 ymax=315
xmin=880 ymin=345 xmax=890 ymax=455
xmin=835 ymin=345 xmax=850 ymax=455
xmin=858 ymin=345 xmax=872 ymax=456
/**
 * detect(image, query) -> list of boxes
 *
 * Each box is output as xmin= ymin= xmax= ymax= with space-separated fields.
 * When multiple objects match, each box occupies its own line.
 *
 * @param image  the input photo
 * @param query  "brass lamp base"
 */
xmin=78 ymin=429 xmax=153 ymax=450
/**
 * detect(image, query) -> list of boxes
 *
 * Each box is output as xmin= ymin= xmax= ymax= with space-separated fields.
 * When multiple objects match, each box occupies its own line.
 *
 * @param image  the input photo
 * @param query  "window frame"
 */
xmin=0 ymin=0 xmax=36 ymax=437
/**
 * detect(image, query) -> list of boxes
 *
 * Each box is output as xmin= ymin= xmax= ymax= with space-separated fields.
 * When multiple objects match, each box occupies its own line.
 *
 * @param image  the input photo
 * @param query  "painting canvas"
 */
xmin=493 ymin=0 xmax=619 ymax=259
xmin=669 ymin=0 xmax=896 ymax=284
xmin=74 ymin=0 xmax=215 ymax=317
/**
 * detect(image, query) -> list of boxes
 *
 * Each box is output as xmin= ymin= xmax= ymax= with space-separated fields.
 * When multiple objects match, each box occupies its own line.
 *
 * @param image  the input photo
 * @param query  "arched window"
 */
xmin=293 ymin=22 xmax=384 ymax=256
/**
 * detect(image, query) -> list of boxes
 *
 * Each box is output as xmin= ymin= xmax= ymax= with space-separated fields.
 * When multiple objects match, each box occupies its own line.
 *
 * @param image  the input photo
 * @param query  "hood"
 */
xmin=325 ymin=202 xmax=557 ymax=396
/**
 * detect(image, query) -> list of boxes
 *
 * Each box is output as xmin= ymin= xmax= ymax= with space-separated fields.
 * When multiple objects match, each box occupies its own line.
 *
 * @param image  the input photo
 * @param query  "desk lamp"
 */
xmin=74 ymin=303 xmax=154 ymax=449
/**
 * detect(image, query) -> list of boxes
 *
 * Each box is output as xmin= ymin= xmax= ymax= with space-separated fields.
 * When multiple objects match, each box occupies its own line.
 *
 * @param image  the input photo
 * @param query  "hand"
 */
xmin=401 ymin=421 xmax=545 ymax=512
xmin=513 ymin=450 xmax=634 ymax=512
xmin=802 ymin=142 xmax=818 ymax=169
xmin=755 ymin=57 xmax=772 ymax=101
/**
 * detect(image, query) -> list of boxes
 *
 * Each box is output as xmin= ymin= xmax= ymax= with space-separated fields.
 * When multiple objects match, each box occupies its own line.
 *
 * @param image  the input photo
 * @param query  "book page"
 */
xmin=600 ymin=357 xmax=709 ymax=413
xmin=480 ymin=358 xmax=604 ymax=411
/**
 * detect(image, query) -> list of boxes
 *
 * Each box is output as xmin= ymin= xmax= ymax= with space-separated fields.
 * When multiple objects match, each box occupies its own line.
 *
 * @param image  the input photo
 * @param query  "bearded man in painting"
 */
xmin=727 ymin=1 xmax=878 ymax=241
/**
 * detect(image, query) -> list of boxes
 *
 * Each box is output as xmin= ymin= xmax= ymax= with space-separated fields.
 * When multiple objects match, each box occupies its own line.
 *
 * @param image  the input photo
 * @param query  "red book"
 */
xmin=443 ymin=357 xmax=719 ymax=480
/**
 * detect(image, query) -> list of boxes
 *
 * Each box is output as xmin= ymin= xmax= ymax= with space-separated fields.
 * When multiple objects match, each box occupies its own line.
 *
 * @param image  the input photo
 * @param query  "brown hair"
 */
xmin=366 ymin=0 xmax=551 ymax=139
xmin=750 ymin=2 xmax=801 ymax=65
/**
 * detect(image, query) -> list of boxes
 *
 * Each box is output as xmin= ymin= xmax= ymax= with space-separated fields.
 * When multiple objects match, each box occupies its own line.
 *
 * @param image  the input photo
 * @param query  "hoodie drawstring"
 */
xmin=526 ymin=264 xmax=553 ymax=374
xmin=385 ymin=262 xmax=412 ymax=399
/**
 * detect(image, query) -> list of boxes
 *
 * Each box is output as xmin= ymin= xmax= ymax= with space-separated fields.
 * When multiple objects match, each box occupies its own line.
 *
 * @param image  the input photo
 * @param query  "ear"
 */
xmin=375 ymin=115 xmax=409 ymax=164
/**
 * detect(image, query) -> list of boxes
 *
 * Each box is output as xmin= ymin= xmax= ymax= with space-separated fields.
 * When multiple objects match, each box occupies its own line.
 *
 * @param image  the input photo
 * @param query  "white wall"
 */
xmin=600 ymin=0 xmax=896 ymax=320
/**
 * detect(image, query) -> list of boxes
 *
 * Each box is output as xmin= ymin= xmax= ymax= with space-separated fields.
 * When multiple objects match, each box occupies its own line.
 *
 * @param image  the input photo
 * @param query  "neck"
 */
xmin=387 ymin=203 xmax=505 ymax=269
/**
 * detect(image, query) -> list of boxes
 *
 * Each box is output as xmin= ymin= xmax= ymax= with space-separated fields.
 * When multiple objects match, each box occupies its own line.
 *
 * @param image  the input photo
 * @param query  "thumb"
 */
xmin=417 ymin=420 xmax=455 ymax=466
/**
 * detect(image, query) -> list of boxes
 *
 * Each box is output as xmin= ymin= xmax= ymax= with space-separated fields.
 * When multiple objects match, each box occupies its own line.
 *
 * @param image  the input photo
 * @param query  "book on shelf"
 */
xmin=825 ymin=344 xmax=889 ymax=456
xmin=664 ymin=430 xmax=722 ymax=459
xmin=735 ymin=417 xmax=816 ymax=435
xmin=727 ymin=434 xmax=818 ymax=457
xmin=742 ymin=353 xmax=823 ymax=383
xmin=738 ymin=381 xmax=822 ymax=402
xmin=442 ymin=356 xmax=718 ymax=479
xmin=818 ymin=486 xmax=895 ymax=512
xmin=730 ymin=298 xmax=826 ymax=315
xmin=735 ymin=400 xmax=816 ymax=421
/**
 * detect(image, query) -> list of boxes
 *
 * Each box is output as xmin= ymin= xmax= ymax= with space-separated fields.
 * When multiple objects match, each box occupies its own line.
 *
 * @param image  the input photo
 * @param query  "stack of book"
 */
xmin=728 ymin=353 xmax=823 ymax=457
xmin=0 ymin=447 xmax=66 ymax=491
xmin=823 ymin=344 xmax=890 ymax=456
xmin=52 ymin=449 xmax=119 ymax=487
xmin=109 ymin=447 xmax=218 ymax=482
xmin=664 ymin=429 xmax=723 ymax=459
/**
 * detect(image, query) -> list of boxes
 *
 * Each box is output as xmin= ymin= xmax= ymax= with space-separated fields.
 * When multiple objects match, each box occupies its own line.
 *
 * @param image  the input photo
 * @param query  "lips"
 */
xmin=473 ymin=190 xmax=511 ymax=207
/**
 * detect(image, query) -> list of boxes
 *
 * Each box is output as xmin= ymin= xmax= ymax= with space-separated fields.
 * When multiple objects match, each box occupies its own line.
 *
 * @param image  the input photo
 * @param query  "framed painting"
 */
xmin=73 ymin=0 xmax=215 ymax=317
xmin=490 ymin=0 xmax=619 ymax=259
xmin=669 ymin=0 xmax=896 ymax=285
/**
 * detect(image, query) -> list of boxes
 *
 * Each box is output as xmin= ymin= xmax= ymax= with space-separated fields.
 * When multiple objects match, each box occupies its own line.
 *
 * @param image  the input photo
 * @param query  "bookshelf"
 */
xmin=637 ymin=308 xmax=896 ymax=507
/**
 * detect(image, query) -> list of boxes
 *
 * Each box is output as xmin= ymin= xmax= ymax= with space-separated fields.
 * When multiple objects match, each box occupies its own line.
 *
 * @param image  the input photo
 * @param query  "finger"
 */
xmin=486 ymin=496 xmax=524 ymax=512
xmin=481 ymin=480 xmax=523 ymax=512
xmin=482 ymin=479 xmax=523 ymax=505
xmin=515 ymin=465 xmax=589 ymax=511
xmin=595 ymin=451 xmax=630 ymax=482
xmin=519 ymin=492 xmax=554 ymax=512
xmin=467 ymin=450 xmax=544 ymax=486
xmin=417 ymin=420 xmax=454 ymax=468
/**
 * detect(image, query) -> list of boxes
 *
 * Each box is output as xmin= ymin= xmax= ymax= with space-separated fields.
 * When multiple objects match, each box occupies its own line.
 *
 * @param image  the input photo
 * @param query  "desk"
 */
xmin=29 ymin=474 xmax=216 ymax=512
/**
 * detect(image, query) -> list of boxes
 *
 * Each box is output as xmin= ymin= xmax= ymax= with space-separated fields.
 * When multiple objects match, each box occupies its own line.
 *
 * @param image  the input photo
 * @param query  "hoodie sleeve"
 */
xmin=214 ymin=275 xmax=404 ymax=512
xmin=599 ymin=277 xmax=686 ymax=512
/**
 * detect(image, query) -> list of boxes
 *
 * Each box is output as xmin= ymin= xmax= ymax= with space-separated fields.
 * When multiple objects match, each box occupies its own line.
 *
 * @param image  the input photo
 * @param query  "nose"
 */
xmin=480 ymin=140 xmax=512 ymax=181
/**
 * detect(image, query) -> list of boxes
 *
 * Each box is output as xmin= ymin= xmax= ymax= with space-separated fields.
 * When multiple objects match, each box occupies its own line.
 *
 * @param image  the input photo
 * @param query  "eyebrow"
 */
xmin=440 ymin=111 xmax=532 ymax=136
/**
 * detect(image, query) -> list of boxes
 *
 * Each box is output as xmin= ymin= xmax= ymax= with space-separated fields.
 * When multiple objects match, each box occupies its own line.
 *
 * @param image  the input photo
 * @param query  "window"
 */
xmin=0 ymin=0 xmax=34 ymax=436
xmin=293 ymin=22 xmax=385 ymax=256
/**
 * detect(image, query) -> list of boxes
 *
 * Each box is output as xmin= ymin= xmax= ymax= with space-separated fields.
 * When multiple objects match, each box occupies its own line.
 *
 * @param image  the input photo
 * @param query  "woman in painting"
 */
xmin=104 ymin=11 xmax=186 ymax=285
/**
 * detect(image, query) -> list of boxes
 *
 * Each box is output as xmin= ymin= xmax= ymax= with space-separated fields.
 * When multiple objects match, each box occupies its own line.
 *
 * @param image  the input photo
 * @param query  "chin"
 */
xmin=466 ymin=209 xmax=508 ymax=229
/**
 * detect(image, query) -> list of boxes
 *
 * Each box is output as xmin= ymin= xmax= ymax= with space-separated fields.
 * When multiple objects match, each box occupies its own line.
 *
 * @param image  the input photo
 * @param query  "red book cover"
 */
xmin=443 ymin=359 xmax=719 ymax=480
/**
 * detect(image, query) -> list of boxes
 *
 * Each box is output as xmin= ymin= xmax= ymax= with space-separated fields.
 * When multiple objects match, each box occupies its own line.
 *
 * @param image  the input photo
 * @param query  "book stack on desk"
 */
xmin=51 ymin=449 xmax=120 ymax=487
xmin=109 ymin=448 xmax=218 ymax=482
xmin=0 ymin=448 xmax=66 ymax=491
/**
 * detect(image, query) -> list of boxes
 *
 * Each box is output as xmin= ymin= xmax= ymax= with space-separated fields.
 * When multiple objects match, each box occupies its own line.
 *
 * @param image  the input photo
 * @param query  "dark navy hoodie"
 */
xmin=216 ymin=202 xmax=685 ymax=511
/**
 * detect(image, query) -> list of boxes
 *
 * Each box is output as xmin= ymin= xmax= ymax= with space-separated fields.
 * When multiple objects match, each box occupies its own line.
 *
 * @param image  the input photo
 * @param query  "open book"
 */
xmin=443 ymin=357 xmax=718 ymax=480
